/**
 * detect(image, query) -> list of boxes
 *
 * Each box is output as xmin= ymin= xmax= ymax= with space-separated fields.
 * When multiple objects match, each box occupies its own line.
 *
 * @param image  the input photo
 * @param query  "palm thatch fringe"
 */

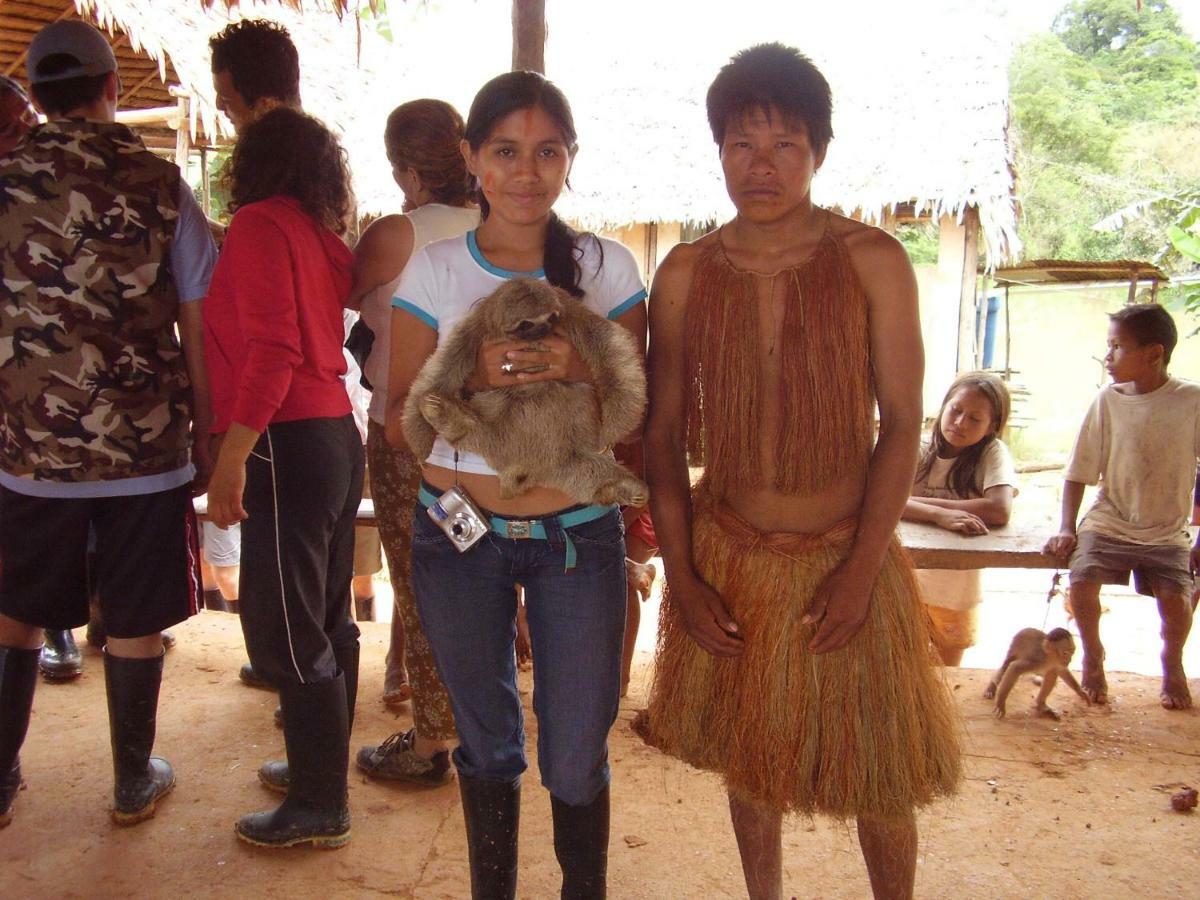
xmin=645 ymin=498 xmax=962 ymax=820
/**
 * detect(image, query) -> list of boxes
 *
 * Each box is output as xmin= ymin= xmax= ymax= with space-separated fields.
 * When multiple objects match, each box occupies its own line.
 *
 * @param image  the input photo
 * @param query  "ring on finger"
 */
xmin=500 ymin=362 xmax=515 ymax=375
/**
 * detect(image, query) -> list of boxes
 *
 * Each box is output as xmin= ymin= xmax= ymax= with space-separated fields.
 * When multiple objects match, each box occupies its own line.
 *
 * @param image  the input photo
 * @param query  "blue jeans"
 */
xmin=411 ymin=501 xmax=626 ymax=806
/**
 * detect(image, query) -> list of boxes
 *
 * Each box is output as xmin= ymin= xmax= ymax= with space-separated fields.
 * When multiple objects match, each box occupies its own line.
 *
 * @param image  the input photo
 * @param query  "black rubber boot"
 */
xmin=258 ymin=642 xmax=359 ymax=794
xmin=0 ymin=646 xmax=39 ymax=828
xmin=459 ymin=772 xmax=520 ymax=900
xmin=236 ymin=674 xmax=351 ymax=849
xmin=353 ymin=595 xmax=375 ymax=622
xmin=105 ymin=652 xmax=175 ymax=826
xmin=38 ymin=629 xmax=83 ymax=681
xmin=203 ymin=590 xmax=230 ymax=613
xmin=551 ymin=787 xmax=610 ymax=900
xmin=238 ymin=661 xmax=274 ymax=691
xmin=85 ymin=601 xmax=106 ymax=650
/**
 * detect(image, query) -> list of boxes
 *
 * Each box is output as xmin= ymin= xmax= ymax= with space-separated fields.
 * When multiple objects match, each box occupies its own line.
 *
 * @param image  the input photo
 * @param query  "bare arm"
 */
xmin=1043 ymin=479 xmax=1086 ymax=559
xmin=805 ymin=229 xmax=923 ymax=653
xmin=902 ymin=497 xmax=988 ymax=535
xmin=206 ymin=422 xmax=260 ymax=529
xmin=645 ymin=246 xmax=742 ymax=657
xmin=907 ymin=485 xmax=1014 ymax=526
xmin=177 ymin=301 xmax=213 ymax=496
xmin=346 ymin=215 xmax=414 ymax=311
xmin=385 ymin=309 xmax=438 ymax=451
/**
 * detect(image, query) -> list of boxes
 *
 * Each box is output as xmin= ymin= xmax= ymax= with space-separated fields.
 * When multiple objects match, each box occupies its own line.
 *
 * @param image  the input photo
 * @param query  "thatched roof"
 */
xmin=2 ymin=1 xmax=1020 ymax=267
xmin=1 ymin=1 xmax=190 ymax=119
xmin=362 ymin=0 xmax=1021 ymax=267
xmin=201 ymin=0 xmax=365 ymax=11
xmin=0 ymin=1 xmax=390 ymax=157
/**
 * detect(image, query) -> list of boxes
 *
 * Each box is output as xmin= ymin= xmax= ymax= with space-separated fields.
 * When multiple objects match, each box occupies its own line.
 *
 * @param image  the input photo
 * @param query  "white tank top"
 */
xmin=360 ymin=203 xmax=480 ymax=423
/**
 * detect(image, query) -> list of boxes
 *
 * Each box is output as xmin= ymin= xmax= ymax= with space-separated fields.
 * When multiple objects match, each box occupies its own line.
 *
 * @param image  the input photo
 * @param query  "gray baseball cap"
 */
xmin=27 ymin=21 xmax=117 ymax=85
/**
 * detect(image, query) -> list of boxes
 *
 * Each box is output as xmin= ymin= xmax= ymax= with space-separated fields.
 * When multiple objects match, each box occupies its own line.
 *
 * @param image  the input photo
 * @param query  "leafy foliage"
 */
xmin=1010 ymin=0 xmax=1200 ymax=273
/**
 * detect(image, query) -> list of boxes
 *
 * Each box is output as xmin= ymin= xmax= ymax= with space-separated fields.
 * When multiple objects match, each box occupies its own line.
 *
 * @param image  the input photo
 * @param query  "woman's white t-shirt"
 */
xmin=392 ymin=229 xmax=646 ymax=476
xmin=913 ymin=438 xmax=1017 ymax=611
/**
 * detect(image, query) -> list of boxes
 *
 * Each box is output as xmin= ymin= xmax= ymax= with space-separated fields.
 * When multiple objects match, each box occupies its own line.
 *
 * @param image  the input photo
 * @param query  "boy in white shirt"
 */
xmin=1045 ymin=304 xmax=1200 ymax=710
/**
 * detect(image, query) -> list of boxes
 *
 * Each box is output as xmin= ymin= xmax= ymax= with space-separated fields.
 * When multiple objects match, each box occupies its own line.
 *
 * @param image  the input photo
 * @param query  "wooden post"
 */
xmin=511 ymin=0 xmax=546 ymax=73
xmin=174 ymin=94 xmax=191 ymax=174
xmin=1003 ymin=284 xmax=1012 ymax=379
xmin=955 ymin=205 xmax=980 ymax=373
xmin=199 ymin=146 xmax=211 ymax=216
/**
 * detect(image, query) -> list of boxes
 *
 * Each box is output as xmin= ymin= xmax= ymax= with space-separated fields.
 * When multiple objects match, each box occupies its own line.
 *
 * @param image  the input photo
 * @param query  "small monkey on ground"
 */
xmin=983 ymin=627 xmax=1092 ymax=720
xmin=404 ymin=278 xmax=647 ymax=506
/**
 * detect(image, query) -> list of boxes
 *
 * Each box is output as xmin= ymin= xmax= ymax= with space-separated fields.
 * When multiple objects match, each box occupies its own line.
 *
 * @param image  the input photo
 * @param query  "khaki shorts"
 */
xmin=1069 ymin=529 xmax=1193 ymax=598
xmin=353 ymin=464 xmax=382 ymax=577
xmin=925 ymin=604 xmax=978 ymax=652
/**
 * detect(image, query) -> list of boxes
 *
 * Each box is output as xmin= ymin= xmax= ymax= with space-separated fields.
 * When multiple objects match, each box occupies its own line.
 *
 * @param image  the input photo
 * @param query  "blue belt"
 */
xmin=418 ymin=485 xmax=611 ymax=570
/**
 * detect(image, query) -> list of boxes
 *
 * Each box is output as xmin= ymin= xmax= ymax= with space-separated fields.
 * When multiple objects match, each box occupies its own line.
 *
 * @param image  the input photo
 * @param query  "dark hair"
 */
xmin=226 ymin=107 xmax=353 ymax=236
xmin=1108 ymin=303 xmax=1177 ymax=365
xmin=30 ymin=54 xmax=108 ymax=116
xmin=465 ymin=70 xmax=595 ymax=298
xmin=384 ymin=99 xmax=471 ymax=206
xmin=1045 ymin=628 xmax=1072 ymax=643
xmin=209 ymin=19 xmax=300 ymax=108
xmin=915 ymin=371 xmax=1012 ymax=499
xmin=706 ymin=43 xmax=833 ymax=153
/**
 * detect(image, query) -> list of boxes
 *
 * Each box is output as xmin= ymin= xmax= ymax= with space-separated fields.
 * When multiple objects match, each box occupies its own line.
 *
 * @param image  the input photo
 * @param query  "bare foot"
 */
xmin=1081 ymin=654 xmax=1108 ymax=705
xmin=631 ymin=708 xmax=653 ymax=744
xmin=382 ymin=681 xmax=411 ymax=709
xmin=515 ymin=602 xmax=532 ymax=671
xmin=515 ymin=633 xmax=532 ymax=670
xmin=1161 ymin=668 xmax=1192 ymax=710
xmin=1036 ymin=705 xmax=1062 ymax=721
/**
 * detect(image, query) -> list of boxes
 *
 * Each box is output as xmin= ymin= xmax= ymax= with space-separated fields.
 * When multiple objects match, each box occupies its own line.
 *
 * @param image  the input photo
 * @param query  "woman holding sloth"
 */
xmin=386 ymin=71 xmax=646 ymax=898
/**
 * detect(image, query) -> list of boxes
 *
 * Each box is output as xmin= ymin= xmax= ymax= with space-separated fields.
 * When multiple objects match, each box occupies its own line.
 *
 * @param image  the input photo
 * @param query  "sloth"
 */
xmin=403 ymin=278 xmax=648 ymax=506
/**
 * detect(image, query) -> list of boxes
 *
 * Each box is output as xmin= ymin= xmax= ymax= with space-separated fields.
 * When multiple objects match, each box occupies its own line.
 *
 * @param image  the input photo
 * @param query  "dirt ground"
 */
xmin=2 ymin=607 xmax=1199 ymax=900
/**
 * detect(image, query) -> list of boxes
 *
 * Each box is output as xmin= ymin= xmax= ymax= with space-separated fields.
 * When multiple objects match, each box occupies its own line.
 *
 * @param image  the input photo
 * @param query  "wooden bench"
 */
xmin=898 ymin=513 xmax=1063 ymax=570
xmin=195 ymin=498 xmax=378 ymax=528
xmin=197 ymin=497 xmax=1066 ymax=569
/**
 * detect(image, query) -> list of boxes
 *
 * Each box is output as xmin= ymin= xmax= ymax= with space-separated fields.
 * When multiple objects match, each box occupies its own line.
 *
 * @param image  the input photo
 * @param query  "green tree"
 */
xmin=1010 ymin=0 xmax=1200 ymax=265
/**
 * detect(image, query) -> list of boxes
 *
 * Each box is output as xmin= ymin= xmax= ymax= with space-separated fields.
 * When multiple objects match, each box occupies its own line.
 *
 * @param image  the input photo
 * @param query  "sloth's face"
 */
xmin=508 ymin=309 xmax=561 ymax=341
xmin=488 ymin=280 xmax=566 ymax=342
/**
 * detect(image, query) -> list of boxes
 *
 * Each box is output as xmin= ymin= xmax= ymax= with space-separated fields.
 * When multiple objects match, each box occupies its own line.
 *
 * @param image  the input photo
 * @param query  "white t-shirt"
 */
xmin=392 ymin=229 xmax=646 ymax=476
xmin=360 ymin=204 xmax=481 ymax=424
xmin=913 ymin=438 xmax=1017 ymax=612
xmin=913 ymin=439 xmax=1017 ymax=500
xmin=342 ymin=309 xmax=369 ymax=443
xmin=1065 ymin=377 xmax=1200 ymax=547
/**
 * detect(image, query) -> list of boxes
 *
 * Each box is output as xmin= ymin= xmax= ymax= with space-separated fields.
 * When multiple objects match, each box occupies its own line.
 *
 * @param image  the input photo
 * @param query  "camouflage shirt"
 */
xmin=0 ymin=120 xmax=189 ymax=484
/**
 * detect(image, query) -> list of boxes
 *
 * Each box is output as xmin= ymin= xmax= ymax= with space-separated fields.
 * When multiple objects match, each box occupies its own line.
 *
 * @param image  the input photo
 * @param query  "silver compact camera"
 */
xmin=428 ymin=485 xmax=489 ymax=553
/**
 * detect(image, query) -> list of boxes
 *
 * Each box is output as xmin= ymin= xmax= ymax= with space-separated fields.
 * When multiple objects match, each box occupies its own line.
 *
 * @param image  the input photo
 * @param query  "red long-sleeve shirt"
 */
xmin=204 ymin=196 xmax=353 ymax=434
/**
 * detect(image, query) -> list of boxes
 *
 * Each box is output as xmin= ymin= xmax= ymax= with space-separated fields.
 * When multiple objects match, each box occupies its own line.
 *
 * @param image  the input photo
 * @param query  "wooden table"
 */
xmin=198 ymin=497 xmax=1066 ymax=570
xmin=898 ymin=513 xmax=1063 ymax=570
xmin=194 ymin=497 xmax=378 ymax=528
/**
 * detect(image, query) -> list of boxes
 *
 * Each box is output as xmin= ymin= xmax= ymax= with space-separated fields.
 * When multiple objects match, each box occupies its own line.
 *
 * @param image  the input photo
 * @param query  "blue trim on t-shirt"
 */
xmin=0 ymin=464 xmax=194 ymax=499
xmin=607 ymin=289 xmax=647 ymax=320
xmin=467 ymin=229 xmax=545 ymax=279
xmin=391 ymin=297 xmax=438 ymax=331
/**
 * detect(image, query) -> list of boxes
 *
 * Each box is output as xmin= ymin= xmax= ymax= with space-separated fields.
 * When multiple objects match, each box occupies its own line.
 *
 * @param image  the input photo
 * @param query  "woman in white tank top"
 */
xmin=345 ymin=100 xmax=477 ymax=788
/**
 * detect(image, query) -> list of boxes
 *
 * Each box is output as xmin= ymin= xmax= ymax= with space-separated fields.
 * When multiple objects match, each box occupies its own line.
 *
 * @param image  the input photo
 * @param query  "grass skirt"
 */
xmin=645 ymin=499 xmax=961 ymax=820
